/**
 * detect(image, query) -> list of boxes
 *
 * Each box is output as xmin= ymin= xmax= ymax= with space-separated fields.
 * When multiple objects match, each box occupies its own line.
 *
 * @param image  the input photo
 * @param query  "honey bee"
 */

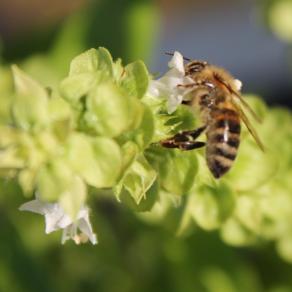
xmin=161 ymin=55 xmax=264 ymax=178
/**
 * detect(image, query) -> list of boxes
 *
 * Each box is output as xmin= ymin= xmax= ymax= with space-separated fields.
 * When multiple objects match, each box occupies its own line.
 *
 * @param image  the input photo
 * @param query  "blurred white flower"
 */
xmin=148 ymin=51 xmax=193 ymax=114
xmin=19 ymin=199 xmax=97 ymax=245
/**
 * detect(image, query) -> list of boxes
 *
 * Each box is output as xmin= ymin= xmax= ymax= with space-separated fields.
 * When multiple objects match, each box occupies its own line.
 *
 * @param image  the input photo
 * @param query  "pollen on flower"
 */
xmin=73 ymin=233 xmax=90 ymax=245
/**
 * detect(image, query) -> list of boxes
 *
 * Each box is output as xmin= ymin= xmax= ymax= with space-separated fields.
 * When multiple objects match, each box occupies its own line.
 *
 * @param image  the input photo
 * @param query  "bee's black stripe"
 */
xmin=215 ymin=119 xmax=240 ymax=134
xmin=228 ymin=120 xmax=241 ymax=134
xmin=209 ymin=159 xmax=230 ymax=178
xmin=209 ymin=133 xmax=240 ymax=148
xmin=227 ymin=137 xmax=240 ymax=148
xmin=215 ymin=119 xmax=227 ymax=128
xmin=214 ymin=147 xmax=236 ymax=160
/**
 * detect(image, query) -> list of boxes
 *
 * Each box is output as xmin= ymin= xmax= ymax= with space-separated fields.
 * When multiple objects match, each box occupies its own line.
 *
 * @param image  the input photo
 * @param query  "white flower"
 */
xmin=148 ymin=51 xmax=193 ymax=114
xmin=19 ymin=199 xmax=97 ymax=245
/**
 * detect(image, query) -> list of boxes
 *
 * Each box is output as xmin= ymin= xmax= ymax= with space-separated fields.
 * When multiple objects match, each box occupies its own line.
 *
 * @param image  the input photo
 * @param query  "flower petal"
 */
xmin=78 ymin=217 xmax=98 ymax=245
xmin=61 ymin=224 xmax=77 ymax=244
xmin=147 ymin=51 xmax=196 ymax=113
xmin=147 ymin=80 xmax=164 ymax=97
xmin=167 ymin=94 xmax=183 ymax=114
xmin=19 ymin=199 xmax=48 ymax=215
xmin=168 ymin=51 xmax=185 ymax=74
xmin=44 ymin=213 xmax=62 ymax=233
xmin=19 ymin=198 xmax=97 ymax=245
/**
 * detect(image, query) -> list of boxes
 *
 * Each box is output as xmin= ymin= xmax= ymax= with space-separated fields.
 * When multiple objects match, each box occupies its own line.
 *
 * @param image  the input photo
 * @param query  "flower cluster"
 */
xmin=0 ymin=47 xmax=292 ymax=264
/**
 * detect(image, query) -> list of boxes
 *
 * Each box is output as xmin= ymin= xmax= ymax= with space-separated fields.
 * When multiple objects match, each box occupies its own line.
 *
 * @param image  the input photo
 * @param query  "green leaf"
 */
xmin=159 ymin=149 xmax=198 ymax=196
xmin=0 ymin=126 xmax=20 ymax=148
xmin=120 ymin=141 xmax=139 ymax=174
xmin=138 ymin=191 xmax=182 ymax=225
xmin=0 ymin=67 xmax=13 ymax=124
xmin=276 ymin=234 xmax=292 ymax=263
xmin=18 ymin=168 xmax=37 ymax=196
xmin=37 ymin=159 xmax=74 ymax=201
xmin=176 ymin=195 xmax=197 ymax=237
xmin=69 ymin=47 xmax=113 ymax=77
xmin=48 ymin=92 xmax=72 ymax=123
xmin=112 ymin=58 xmax=124 ymax=81
xmin=114 ymin=154 xmax=157 ymax=205
xmin=60 ymin=73 xmax=99 ymax=103
xmin=144 ymin=101 xmax=198 ymax=143
xmin=243 ymin=95 xmax=267 ymax=120
xmin=119 ymin=179 xmax=159 ymax=212
xmin=220 ymin=217 xmax=258 ymax=246
xmin=85 ymin=81 xmax=143 ymax=137
xmin=258 ymin=182 xmax=292 ymax=240
xmin=62 ymin=48 xmax=114 ymax=104
xmin=194 ymin=154 xmax=216 ymax=187
xmin=225 ymin=138 xmax=277 ymax=192
xmin=131 ymin=105 xmax=154 ymax=149
xmin=167 ymin=105 xmax=199 ymax=134
xmin=121 ymin=60 xmax=149 ymax=99
xmin=11 ymin=66 xmax=49 ymax=131
xmin=0 ymin=146 xmax=24 ymax=169
xmin=59 ymin=175 xmax=86 ymax=219
xmin=69 ymin=48 xmax=98 ymax=75
xmin=18 ymin=133 xmax=46 ymax=169
xmin=189 ymin=183 xmax=236 ymax=230
xmin=119 ymin=105 xmax=154 ymax=150
xmin=95 ymin=47 xmax=114 ymax=76
xmin=235 ymin=195 xmax=262 ymax=234
xmin=66 ymin=133 xmax=122 ymax=188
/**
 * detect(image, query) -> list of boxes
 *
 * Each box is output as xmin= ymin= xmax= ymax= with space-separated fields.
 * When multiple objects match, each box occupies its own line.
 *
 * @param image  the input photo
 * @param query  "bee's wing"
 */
xmin=219 ymin=77 xmax=262 ymax=123
xmin=233 ymin=93 xmax=262 ymax=123
xmin=231 ymin=98 xmax=265 ymax=152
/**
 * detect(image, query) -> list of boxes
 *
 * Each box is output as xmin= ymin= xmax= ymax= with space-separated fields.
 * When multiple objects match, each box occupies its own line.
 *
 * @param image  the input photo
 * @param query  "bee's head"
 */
xmin=185 ymin=60 xmax=208 ymax=75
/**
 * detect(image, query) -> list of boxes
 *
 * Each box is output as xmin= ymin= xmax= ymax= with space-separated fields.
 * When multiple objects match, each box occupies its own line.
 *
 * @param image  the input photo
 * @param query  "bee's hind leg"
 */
xmin=160 ymin=125 xmax=207 ymax=150
xmin=178 ymin=141 xmax=205 ymax=150
xmin=177 ymin=125 xmax=206 ymax=140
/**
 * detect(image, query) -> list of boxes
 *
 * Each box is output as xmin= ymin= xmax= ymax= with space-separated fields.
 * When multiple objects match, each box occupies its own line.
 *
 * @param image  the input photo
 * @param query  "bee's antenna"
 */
xmin=165 ymin=51 xmax=191 ymax=61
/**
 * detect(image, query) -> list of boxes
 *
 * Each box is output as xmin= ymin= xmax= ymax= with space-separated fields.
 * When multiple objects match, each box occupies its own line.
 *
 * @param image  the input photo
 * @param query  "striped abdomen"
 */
xmin=206 ymin=107 xmax=241 ymax=178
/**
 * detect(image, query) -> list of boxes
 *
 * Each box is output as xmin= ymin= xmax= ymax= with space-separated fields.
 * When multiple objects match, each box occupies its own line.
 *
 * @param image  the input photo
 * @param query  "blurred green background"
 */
xmin=1 ymin=0 xmax=292 ymax=291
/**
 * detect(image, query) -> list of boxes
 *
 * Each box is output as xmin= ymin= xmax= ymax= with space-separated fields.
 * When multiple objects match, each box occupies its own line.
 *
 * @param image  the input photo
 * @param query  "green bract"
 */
xmin=66 ymin=134 xmax=122 ymax=188
xmin=85 ymin=81 xmax=143 ymax=137
xmin=12 ymin=66 xmax=50 ymax=131
xmin=114 ymin=154 xmax=157 ymax=206
xmin=1 ymin=47 xmax=292 ymax=262
xmin=189 ymin=183 xmax=236 ymax=230
xmin=120 ymin=60 xmax=149 ymax=99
